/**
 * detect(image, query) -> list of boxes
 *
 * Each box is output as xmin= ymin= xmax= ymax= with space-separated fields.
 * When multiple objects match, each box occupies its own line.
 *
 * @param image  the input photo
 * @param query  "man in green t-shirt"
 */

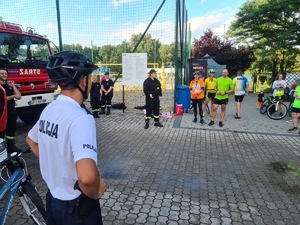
xmin=287 ymin=85 xmax=300 ymax=133
xmin=208 ymin=69 xmax=234 ymax=127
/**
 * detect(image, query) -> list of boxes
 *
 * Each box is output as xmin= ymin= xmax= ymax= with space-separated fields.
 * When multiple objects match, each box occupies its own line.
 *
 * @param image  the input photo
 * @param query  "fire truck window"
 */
xmin=0 ymin=45 xmax=8 ymax=56
xmin=19 ymin=45 xmax=27 ymax=57
xmin=30 ymin=44 xmax=49 ymax=60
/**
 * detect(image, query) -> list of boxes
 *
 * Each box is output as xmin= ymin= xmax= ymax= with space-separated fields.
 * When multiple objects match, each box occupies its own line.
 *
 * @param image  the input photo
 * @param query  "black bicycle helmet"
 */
xmin=0 ymin=55 xmax=9 ymax=67
xmin=47 ymin=51 xmax=98 ymax=101
xmin=47 ymin=51 xmax=98 ymax=83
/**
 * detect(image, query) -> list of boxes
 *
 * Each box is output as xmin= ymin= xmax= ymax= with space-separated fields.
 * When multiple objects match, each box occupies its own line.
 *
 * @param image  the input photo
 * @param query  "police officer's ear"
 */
xmin=77 ymin=74 xmax=90 ymax=88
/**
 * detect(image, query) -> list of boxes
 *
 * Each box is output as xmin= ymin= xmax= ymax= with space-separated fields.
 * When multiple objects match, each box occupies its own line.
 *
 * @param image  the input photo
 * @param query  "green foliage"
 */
xmin=192 ymin=29 xmax=255 ymax=75
xmin=159 ymin=43 xmax=175 ymax=64
xmin=266 ymin=78 xmax=272 ymax=85
xmin=259 ymin=76 xmax=267 ymax=84
xmin=264 ymin=88 xmax=273 ymax=93
xmin=60 ymin=33 xmax=175 ymax=73
xmin=228 ymin=0 xmax=300 ymax=80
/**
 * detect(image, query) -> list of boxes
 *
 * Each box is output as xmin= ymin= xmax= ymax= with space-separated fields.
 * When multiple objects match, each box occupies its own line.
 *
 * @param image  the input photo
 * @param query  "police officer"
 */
xmin=90 ymin=75 xmax=101 ymax=118
xmin=26 ymin=51 xmax=106 ymax=225
xmin=0 ymin=57 xmax=23 ymax=153
xmin=143 ymin=69 xmax=163 ymax=129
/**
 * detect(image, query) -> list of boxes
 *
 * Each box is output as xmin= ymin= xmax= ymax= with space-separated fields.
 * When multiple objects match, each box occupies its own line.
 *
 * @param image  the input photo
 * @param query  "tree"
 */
xmin=129 ymin=33 xmax=162 ymax=65
xmin=228 ymin=0 xmax=300 ymax=79
xmin=159 ymin=43 xmax=175 ymax=64
xmin=62 ymin=43 xmax=83 ymax=53
xmin=192 ymin=29 xmax=255 ymax=75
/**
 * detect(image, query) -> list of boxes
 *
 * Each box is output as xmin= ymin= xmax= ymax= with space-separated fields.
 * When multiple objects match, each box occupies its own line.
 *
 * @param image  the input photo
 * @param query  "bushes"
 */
xmin=264 ymin=88 xmax=273 ymax=93
xmin=259 ymin=76 xmax=267 ymax=84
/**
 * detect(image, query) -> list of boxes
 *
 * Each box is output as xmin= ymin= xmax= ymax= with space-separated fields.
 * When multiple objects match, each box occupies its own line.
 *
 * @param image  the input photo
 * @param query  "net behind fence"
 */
xmin=1 ymin=0 xmax=188 ymax=111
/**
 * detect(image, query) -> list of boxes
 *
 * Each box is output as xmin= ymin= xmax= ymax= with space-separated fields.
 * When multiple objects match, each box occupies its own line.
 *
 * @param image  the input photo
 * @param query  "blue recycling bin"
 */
xmin=177 ymin=86 xmax=191 ymax=113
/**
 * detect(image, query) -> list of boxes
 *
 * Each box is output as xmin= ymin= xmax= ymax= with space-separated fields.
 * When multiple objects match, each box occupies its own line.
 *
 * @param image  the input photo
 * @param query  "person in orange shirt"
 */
xmin=190 ymin=71 xmax=205 ymax=124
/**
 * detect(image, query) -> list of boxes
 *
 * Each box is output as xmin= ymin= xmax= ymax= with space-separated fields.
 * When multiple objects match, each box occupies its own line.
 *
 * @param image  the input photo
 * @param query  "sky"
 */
xmin=0 ymin=0 xmax=247 ymax=47
xmin=186 ymin=0 xmax=246 ymax=39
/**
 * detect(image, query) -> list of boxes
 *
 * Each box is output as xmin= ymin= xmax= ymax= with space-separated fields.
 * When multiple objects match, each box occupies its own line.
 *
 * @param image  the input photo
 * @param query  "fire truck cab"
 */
xmin=0 ymin=21 xmax=58 ymax=124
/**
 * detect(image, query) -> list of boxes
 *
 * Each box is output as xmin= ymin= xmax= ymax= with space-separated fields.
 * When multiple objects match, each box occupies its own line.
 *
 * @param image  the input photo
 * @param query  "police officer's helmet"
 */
xmin=0 ymin=55 xmax=9 ymax=67
xmin=47 ymin=51 xmax=98 ymax=83
xmin=208 ymin=69 xmax=215 ymax=73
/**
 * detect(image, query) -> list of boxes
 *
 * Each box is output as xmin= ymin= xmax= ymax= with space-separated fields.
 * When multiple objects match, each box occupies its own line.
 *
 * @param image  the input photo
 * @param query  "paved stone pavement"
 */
xmin=1 ymin=93 xmax=300 ymax=225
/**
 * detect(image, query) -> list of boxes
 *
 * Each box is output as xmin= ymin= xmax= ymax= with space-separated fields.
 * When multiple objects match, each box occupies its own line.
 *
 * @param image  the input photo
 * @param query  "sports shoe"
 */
xmin=208 ymin=121 xmax=214 ymax=126
xmin=200 ymin=119 xmax=205 ymax=124
xmin=280 ymin=112 xmax=283 ymax=116
xmin=234 ymin=116 xmax=241 ymax=119
xmin=287 ymin=127 xmax=299 ymax=133
xmin=219 ymin=121 xmax=224 ymax=127
xmin=192 ymin=118 xmax=197 ymax=123
xmin=202 ymin=112 xmax=206 ymax=117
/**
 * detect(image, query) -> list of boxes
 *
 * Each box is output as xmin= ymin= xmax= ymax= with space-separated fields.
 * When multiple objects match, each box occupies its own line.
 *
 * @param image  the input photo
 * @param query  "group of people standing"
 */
xmin=90 ymin=72 xmax=114 ymax=118
xmin=189 ymin=68 xmax=249 ymax=127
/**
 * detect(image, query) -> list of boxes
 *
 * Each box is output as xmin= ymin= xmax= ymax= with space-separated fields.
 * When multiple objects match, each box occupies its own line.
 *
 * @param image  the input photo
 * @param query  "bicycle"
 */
xmin=260 ymin=94 xmax=272 ymax=114
xmin=265 ymin=98 xmax=288 ymax=120
xmin=0 ymin=144 xmax=46 ymax=225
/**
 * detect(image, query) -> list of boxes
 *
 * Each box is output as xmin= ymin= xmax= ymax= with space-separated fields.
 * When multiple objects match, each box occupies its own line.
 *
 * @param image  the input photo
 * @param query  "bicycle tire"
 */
xmin=266 ymin=102 xmax=288 ymax=120
xmin=260 ymin=98 xmax=270 ymax=114
xmin=288 ymin=102 xmax=293 ymax=117
xmin=21 ymin=181 xmax=46 ymax=224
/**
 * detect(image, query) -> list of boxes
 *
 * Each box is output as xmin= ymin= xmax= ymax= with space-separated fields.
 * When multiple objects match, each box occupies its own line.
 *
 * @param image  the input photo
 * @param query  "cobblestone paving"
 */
xmin=1 ymin=93 xmax=300 ymax=224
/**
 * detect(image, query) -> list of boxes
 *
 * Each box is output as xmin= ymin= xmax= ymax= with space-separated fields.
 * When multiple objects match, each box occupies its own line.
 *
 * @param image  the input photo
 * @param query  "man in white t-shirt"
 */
xmin=26 ymin=51 xmax=106 ymax=224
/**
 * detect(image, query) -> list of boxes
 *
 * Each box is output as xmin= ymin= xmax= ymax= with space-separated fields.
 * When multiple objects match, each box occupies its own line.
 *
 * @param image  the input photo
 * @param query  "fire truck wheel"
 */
xmin=18 ymin=104 xmax=46 ymax=124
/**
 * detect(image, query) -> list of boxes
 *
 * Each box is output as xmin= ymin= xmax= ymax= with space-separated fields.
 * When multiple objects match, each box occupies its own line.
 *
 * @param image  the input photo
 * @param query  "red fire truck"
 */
xmin=0 ymin=21 xmax=58 ymax=124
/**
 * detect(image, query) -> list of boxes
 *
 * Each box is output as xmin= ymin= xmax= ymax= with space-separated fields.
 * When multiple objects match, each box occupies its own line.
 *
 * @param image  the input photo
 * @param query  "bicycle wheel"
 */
xmin=266 ymin=102 xmax=288 ymax=120
xmin=289 ymin=102 xmax=293 ymax=117
xmin=260 ymin=98 xmax=270 ymax=114
xmin=20 ymin=181 xmax=46 ymax=225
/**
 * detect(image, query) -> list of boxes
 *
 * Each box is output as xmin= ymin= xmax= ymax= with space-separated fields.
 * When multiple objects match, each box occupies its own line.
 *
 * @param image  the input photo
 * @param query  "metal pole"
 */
xmin=132 ymin=0 xmax=166 ymax=53
xmin=56 ymin=0 xmax=63 ymax=51
xmin=174 ymin=0 xmax=179 ymax=112
xmin=154 ymin=41 xmax=156 ymax=65
xmin=91 ymin=40 xmax=94 ymax=62
xmin=188 ymin=23 xmax=191 ymax=60
xmin=113 ymin=0 xmax=167 ymax=84
xmin=105 ymin=56 xmax=108 ymax=72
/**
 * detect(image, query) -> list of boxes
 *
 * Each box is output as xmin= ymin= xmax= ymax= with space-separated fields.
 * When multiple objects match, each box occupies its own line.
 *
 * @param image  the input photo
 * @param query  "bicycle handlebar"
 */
xmin=0 ymin=148 xmax=31 ymax=167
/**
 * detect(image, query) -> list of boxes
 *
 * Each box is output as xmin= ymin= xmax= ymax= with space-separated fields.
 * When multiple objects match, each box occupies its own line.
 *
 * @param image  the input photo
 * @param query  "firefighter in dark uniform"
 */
xmin=90 ymin=75 xmax=101 ymax=118
xmin=143 ymin=69 xmax=163 ymax=129
xmin=0 ymin=65 xmax=22 ymax=153
xmin=100 ymin=72 xmax=114 ymax=115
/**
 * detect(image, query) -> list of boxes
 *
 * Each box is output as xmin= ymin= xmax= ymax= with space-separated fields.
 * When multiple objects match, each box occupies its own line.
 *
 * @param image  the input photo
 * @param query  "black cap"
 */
xmin=149 ymin=69 xmax=157 ymax=75
xmin=104 ymin=72 xmax=109 ymax=75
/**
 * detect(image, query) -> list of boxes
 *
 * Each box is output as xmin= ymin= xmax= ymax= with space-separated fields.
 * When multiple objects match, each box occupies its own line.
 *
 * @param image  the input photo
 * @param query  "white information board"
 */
xmin=122 ymin=53 xmax=147 ymax=85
